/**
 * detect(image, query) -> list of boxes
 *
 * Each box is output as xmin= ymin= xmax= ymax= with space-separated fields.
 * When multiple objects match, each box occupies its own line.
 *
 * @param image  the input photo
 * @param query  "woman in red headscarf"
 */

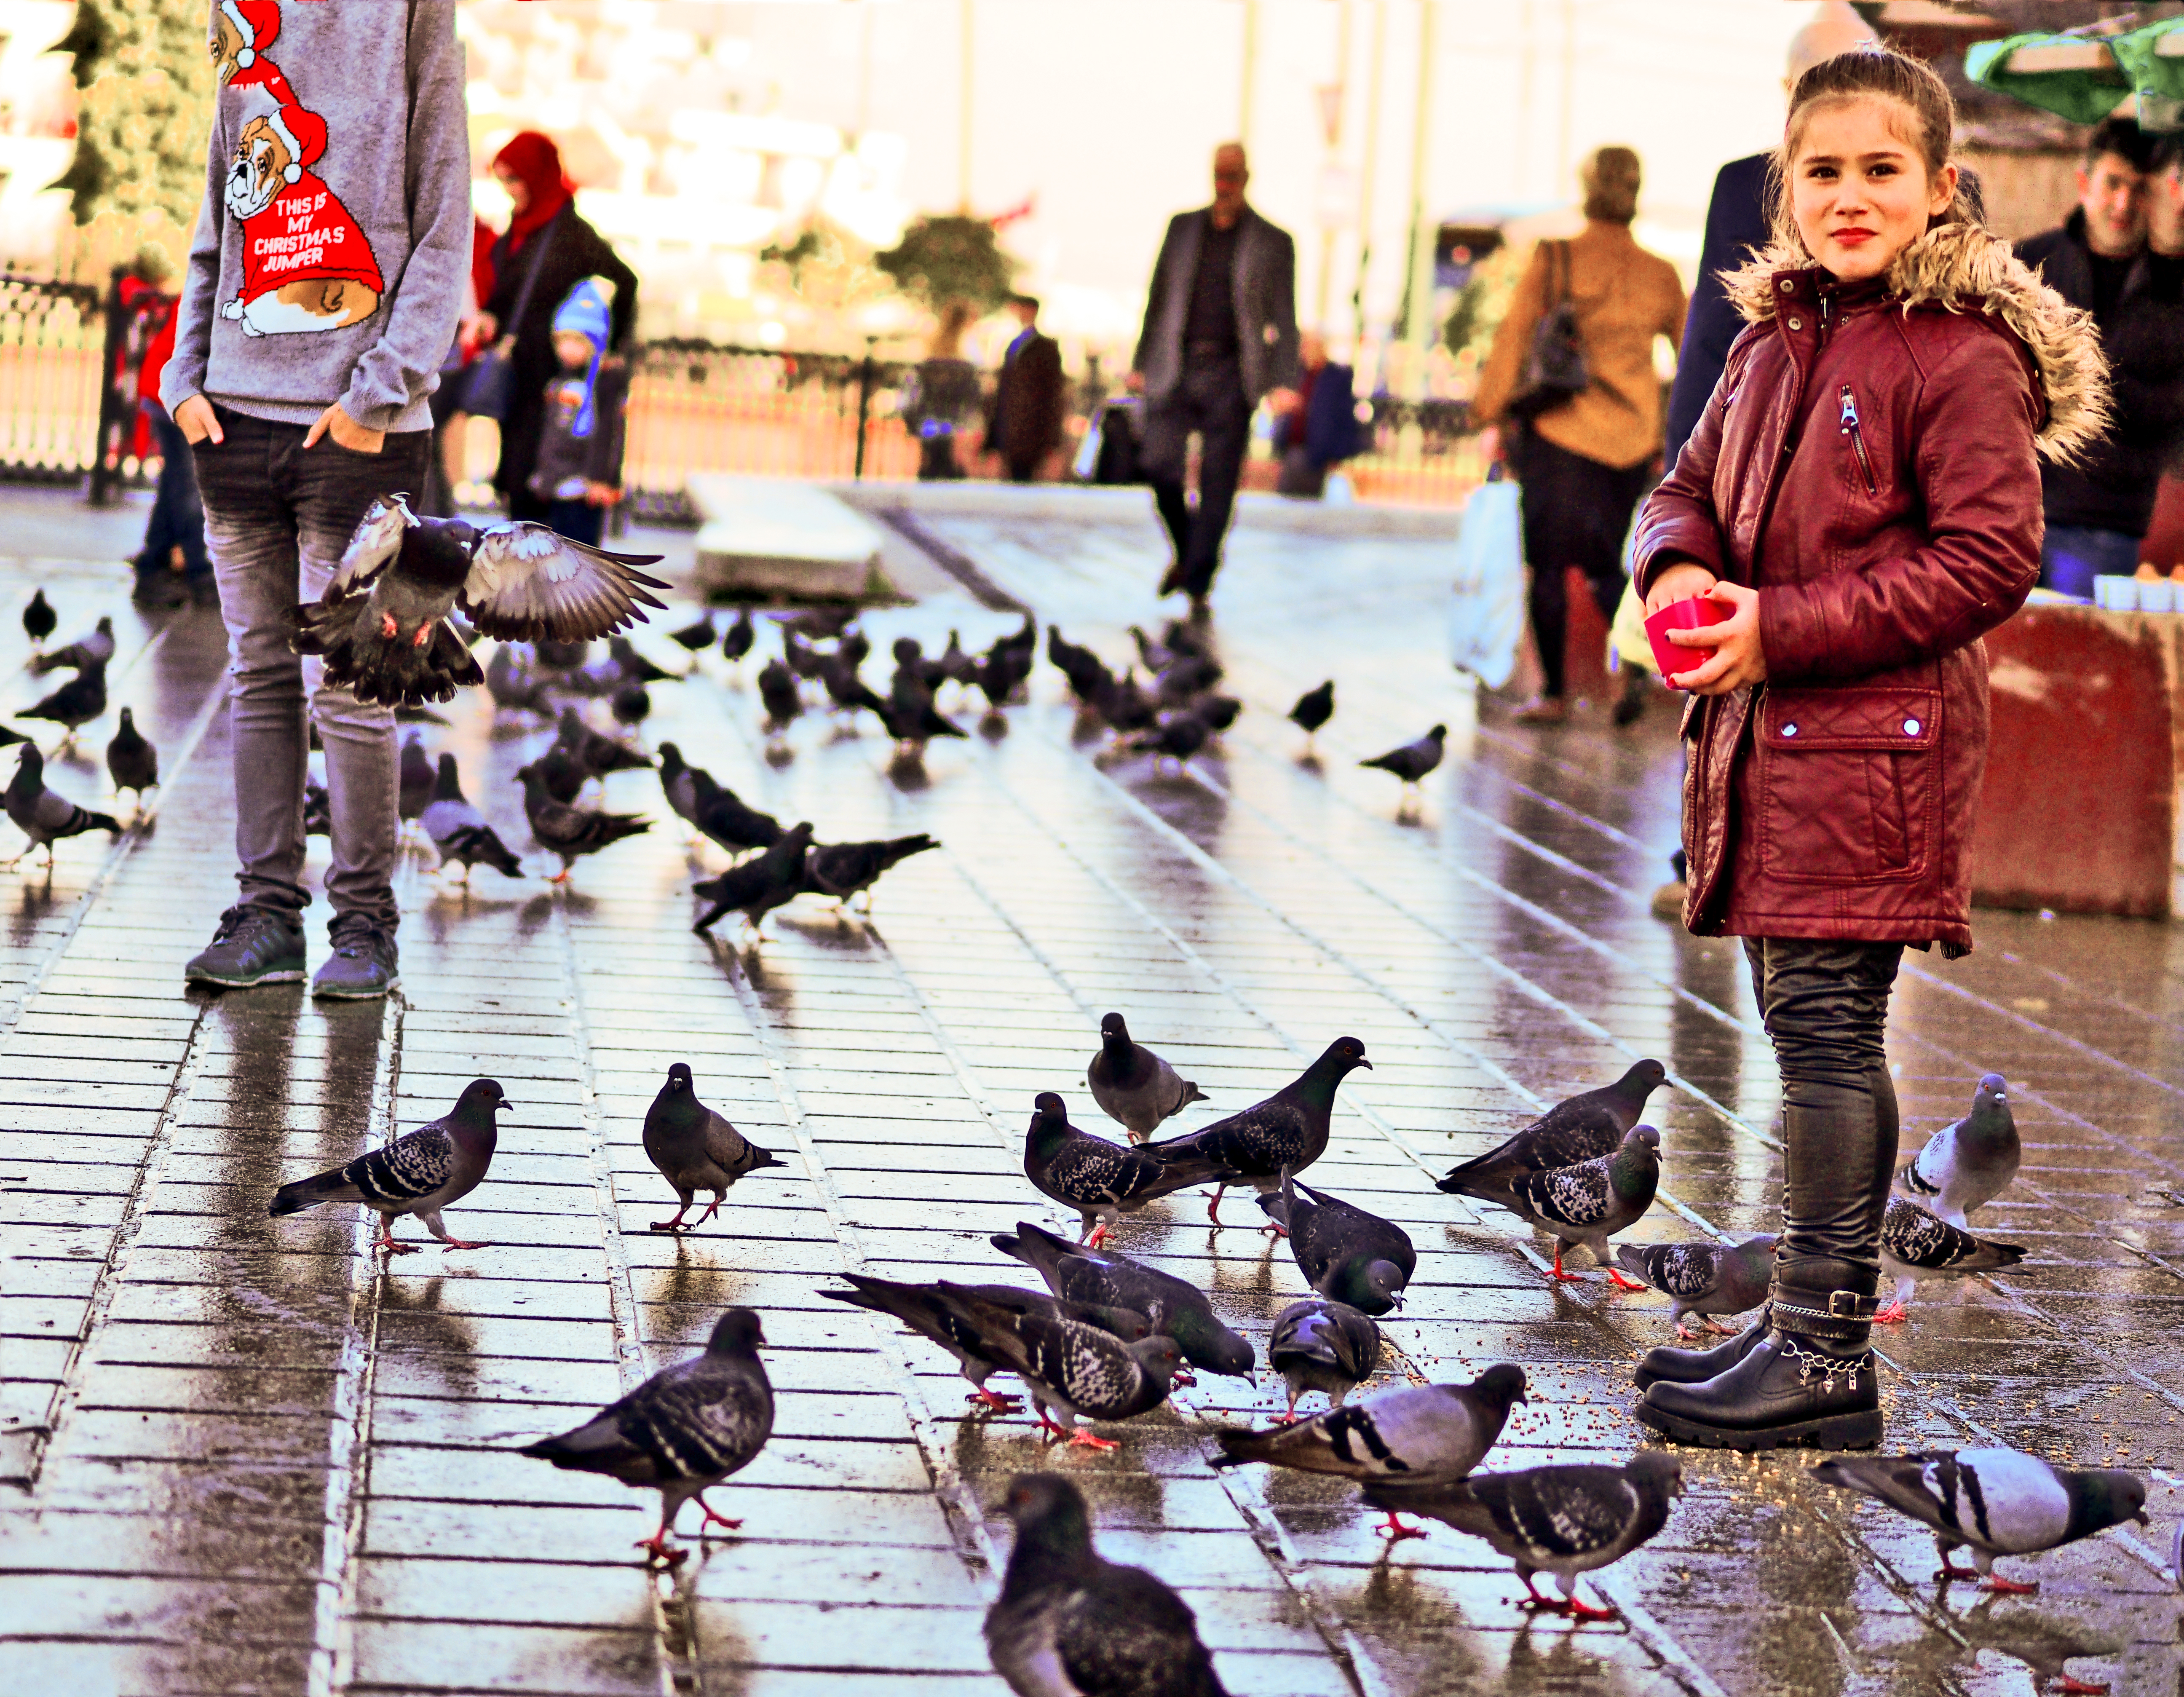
xmin=473 ymin=131 xmax=639 ymax=522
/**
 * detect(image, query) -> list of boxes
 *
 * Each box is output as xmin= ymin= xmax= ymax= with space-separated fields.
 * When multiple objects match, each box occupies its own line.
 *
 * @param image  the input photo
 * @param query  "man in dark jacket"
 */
xmin=1273 ymin=329 xmax=1360 ymax=497
xmin=985 ymin=294 xmax=1066 ymax=482
xmin=1130 ymin=142 xmax=1299 ymax=609
xmin=2018 ymin=115 xmax=2166 ymax=597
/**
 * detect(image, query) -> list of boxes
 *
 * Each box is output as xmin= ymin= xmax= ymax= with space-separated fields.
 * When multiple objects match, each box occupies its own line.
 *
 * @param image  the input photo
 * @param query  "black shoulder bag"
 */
xmin=460 ymin=208 xmax=565 ymax=422
xmin=1505 ymin=240 xmax=1590 ymax=422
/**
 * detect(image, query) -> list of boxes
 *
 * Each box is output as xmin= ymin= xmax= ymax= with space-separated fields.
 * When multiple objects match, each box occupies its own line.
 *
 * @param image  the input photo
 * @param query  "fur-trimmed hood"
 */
xmin=1721 ymin=221 xmax=2109 ymax=465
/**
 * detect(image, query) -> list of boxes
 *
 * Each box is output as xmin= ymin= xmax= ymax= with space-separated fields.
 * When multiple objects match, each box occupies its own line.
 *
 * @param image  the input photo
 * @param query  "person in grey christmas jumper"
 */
xmin=163 ymin=0 xmax=472 ymax=999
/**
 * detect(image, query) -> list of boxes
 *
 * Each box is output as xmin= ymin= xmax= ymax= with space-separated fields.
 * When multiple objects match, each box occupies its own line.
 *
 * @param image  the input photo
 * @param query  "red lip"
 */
xmin=1834 ymin=228 xmax=1876 ymax=244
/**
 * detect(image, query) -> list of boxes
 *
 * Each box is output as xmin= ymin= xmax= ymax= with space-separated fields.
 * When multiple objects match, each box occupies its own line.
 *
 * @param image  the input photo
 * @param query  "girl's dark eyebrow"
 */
xmin=1798 ymin=147 xmax=1915 ymax=166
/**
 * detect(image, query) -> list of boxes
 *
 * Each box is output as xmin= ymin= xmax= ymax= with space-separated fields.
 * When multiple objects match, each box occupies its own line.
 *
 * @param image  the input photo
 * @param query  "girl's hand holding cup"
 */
xmin=1643 ymin=564 xmax=1767 ymax=695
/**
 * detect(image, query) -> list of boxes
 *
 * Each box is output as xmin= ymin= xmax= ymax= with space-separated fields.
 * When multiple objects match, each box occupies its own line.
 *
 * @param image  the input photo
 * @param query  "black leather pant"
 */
xmin=1743 ymin=938 xmax=1903 ymax=1279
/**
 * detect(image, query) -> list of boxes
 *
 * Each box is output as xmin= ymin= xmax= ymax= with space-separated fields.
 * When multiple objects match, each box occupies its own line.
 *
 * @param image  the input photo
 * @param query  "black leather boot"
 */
xmin=1637 ymin=1263 xmax=1882 ymax=1451
xmin=1632 ymin=1306 xmax=1770 ymax=1392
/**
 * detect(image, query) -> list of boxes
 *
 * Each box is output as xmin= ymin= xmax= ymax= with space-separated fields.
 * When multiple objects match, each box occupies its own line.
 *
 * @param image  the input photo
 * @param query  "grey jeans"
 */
xmin=193 ymin=407 xmax=428 ymax=933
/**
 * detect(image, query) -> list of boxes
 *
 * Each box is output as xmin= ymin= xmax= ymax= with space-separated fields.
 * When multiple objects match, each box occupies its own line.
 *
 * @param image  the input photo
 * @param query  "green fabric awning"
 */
xmin=1968 ymin=19 xmax=2184 ymax=129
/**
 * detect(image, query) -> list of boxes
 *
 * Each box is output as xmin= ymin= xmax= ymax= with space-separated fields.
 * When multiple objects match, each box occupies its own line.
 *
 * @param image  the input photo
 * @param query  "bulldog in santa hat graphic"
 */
xmin=207 ymin=0 xmax=295 ymax=98
xmin=221 ymin=101 xmax=383 ymax=337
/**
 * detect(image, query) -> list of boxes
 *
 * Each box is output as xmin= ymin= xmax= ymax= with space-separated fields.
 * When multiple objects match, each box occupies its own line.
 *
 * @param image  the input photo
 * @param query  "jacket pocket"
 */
xmin=1757 ymin=686 xmax=1938 ymax=883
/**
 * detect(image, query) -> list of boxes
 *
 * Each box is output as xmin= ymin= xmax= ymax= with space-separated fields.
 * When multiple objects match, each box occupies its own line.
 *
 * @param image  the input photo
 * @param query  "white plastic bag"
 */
xmin=1448 ymin=476 xmax=1526 ymax=688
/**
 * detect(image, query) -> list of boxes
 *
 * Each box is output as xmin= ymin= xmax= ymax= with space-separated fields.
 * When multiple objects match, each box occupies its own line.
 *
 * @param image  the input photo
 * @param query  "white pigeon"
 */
xmin=1897 ymin=1072 xmax=2018 ymax=1227
xmin=1813 ymin=1447 xmax=2147 ymax=1594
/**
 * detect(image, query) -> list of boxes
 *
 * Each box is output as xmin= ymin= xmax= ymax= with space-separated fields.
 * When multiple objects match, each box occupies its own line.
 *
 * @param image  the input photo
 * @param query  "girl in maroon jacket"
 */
xmin=1629 ymin=50 xmax=2105 ymax=1450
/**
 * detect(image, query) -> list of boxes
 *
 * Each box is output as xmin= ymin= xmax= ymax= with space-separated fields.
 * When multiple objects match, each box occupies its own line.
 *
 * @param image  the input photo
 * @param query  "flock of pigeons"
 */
xmin=259 ymin=1008 xmax=2148 ymax=1694
xmin=0 ymin=594 xmax=151 ymax=867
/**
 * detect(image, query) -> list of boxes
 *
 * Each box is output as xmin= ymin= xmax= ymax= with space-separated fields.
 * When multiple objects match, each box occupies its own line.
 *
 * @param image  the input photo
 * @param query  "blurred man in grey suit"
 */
xmin=1130 ymin=142 xmax=1298 ymax=610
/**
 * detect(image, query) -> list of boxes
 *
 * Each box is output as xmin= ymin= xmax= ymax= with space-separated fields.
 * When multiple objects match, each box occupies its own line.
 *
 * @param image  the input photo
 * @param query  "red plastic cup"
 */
xmin=1644 ymin=595 xmax=1728 ymax=686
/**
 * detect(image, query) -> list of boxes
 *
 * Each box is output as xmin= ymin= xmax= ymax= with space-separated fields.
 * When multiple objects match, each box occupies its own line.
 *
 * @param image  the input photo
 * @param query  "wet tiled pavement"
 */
xmin=2 ymin=486 xmax=2182 ymax=1696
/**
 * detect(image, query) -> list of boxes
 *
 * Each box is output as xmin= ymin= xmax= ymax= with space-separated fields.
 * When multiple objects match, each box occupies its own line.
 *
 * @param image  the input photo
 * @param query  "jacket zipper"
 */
xmin=1839 ymin=384 xmax=1878 ymax=494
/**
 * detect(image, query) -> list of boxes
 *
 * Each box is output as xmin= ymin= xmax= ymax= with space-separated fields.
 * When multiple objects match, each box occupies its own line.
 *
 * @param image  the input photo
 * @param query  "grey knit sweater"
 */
xmin=163 ymin=0 xmax=471 ymax=434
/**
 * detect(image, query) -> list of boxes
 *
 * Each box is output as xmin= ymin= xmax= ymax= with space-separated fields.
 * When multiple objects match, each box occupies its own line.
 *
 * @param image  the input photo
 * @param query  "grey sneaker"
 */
xmin=185 ymin=904 xmax=307 ymax=988
xmin=311 ymin=913 xmax=400 ymax=1000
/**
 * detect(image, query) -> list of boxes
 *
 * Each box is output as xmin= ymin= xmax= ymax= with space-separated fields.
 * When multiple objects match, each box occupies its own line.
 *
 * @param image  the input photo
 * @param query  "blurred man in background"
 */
xmin=1273 ymin=329 xmax=1360 ymax=498
xmin=985 ymin=293 xmax=1066 ymax=483
xmin=1130 ymin=142 xmax=1299 ymax=614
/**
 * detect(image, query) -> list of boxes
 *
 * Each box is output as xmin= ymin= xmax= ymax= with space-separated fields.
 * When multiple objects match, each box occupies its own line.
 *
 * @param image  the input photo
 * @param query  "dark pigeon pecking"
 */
xmin=985 ymin=1473 xmax=1231 ymax=1697
xmin=993 ymin=1220 xmax=1255 ymax=1384
xmin=1142 ymin=1036 xmax=1371 ymax=1223
xmin=785 ymin=605 xmax=857 ymax=641
xmin=668 ymin=612 xmax=717 ymax=653
xmin=757 ymin=658 xmax=802 ymax=736
xmin=720 ymin=607 xmax=755 ymax=665
xmin=32 ymin=613 xmax=115 ymax=675
xmin=1439 ymin=1060 xmax=1667 ymax=1195
xmin=420 ymin=754 xmax=523 ymax=881
xmin=1898 ymin=1072 xmax=2019 ymax=1228
xmin=1813 ymin=1447 xmax=2146 ymax=1594
xmin=23 ymin=656 xmax=107 ymax=746
xmin=1021 ymin=1092 xmax=1192 ymax=1247
xmin=1362 ymin=1452 xmax=1684 ymax=1619
xmin=556 ymin=706 xmax=652 ymax=779
xmin=1359 ymin=723 xmax=1446 ymax=800
xmin=657 ymin=743 xmax=782 ymax=857
xmin=610 ymin=680 xmax=650 ymax=729
xmin=1614 ymin=1232 xmax=1779 ymax=1339
xmin=817 ymin=645 xmax=892 ymax=723
xmin=1048 ymin=627 xmax=1113 ymax=703
xmin=923 ymin=1284 xmax=1184 ymax=1448
xmin=692 ymin=821 xmax=813 ymax=937
xmin=1876 ymin=1196 xmax=2026 ymax=1323
xmin=515 ymin=763 xmax=649 ymax=881
xmin=824 ymin=1275 xmax=1149 ymax=1413
xmin=800 ymin=833 xmax=937 ymax=912
xmin=1129 ymin=711 xmax=1209 ymax=767
xmin=104 ymin=707 xmax=158 ymax=812
xmin=4 ymin=744 xmax=120 ymax=867
xmin=1258 ymin=1177 xmax=1415 ymax=1315
xmin=269 ymin=1078 xmax=509 ymax=1253
xmin=521 ymin=1308 xmax=774 ymax=1566
xmin=1450 ymin=1125 xmax=1662 ymax=1285
xmin=1288 ymin=679 xmax=1335 ymax=744
xmin=608 ymin=634 xmax=673 ymax=685
xmin=21 ymin=588 xmax=54 ymax=647
xmin=1266 ymin=1296 xmax=1382 ymax=1419
xmin=1086 ymin=1011 xmax=1205 ymax=1143
xmin=397 ymin=732 xmax=434 ymax=826
xmin=290 ymin=496 xmax=668 ymax=706
xmin=1214 ymin=1366 xmax=1530 ymax=1539
xmin=974 ymin=642 xmax=1034 ymax=714
xmin=641 ymin=1062 xmax=784 ymax=1231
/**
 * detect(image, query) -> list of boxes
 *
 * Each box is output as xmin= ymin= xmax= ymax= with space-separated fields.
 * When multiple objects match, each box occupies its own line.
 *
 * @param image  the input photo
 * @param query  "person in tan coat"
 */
xmin=1475 ymin=147 xmax=1687 ymax=722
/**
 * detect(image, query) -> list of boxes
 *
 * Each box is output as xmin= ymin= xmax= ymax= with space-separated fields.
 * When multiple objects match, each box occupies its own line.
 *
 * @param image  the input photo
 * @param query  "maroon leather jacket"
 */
xmin=1635 ymin=222 xmax=2107 ymax=951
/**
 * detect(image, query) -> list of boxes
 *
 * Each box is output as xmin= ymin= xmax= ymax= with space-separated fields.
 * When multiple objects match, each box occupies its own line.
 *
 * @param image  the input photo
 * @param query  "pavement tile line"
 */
xmin=315 ymin=994 xmax=402 ymax=1697
xmin=692 ymin=674 xmax=1742 ymax=1697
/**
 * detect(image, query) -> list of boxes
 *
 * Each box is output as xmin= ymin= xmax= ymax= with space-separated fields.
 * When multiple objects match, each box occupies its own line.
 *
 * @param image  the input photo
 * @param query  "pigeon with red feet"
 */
xmin=269 ymin=1078 xmax=507 ymax=1254
xmin=642 ymin=1063 xmax=784 ymax=1233
xmin=1876 ymin=1196 xmax=2026 ymax=1322
xmin=992 ymin=1220 xmax=1254 ymax=1387
xmin=1258 ymin=1174 xmax=1414 ymax=1315
xmin=1444 ymin=1125 xmax=1662 ymax=1286
xmin=1266 ymin=1296 xmax=1381 ymax=1419
xmin=1141 ymin=1036 xmax=1370 ymax=1224
xmin=1022 ymin=1092 xmax=1191 ymax=1246
xmin=1438 ymin=1060 xmax=1666 ymax=1194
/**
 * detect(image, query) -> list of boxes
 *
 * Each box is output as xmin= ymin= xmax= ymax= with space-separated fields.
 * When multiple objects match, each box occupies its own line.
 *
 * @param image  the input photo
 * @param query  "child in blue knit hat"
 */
xmin=527 ymin=277 xmax=629 ymax=546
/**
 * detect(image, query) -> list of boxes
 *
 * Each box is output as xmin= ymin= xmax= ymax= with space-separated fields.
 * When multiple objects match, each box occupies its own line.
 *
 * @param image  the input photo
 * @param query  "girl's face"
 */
xmin=1788 ymin=96 xmax=1957 ymax=281
xmin=495 ymin=165 xmax=530 ymax=215
xmin=553 ymin=332 xmax=595 ymax=371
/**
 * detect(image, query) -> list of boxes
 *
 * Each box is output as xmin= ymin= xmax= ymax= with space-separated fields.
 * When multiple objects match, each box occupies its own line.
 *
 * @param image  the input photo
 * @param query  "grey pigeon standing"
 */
xmin=1812 ymin=1447 xmax=2146 ymax=1593
xmin=515 ymin=763 xmax=649 ymax=882
xmin=4 ymin=744 xmax=120 ymax=868
xmin=1876 ymin=1196 xmax=2026 ymax=1322
xmin=1258 ymin=1177 xmax=1415 ymax=1315
xmin=1288 ymin=679 xmax=1334 ymax=748
xmin=824 ymin=1275 xmax=1149 ymax=1413
xmin=420 ymin=754 xmax=523 ymax=881
xmin=1214 ymin=1367 xmax=1530 ymax=1539
xmin=692 ymin=822 xmax=813 ymax=938
xmin=757 ymin=658 xmax=802 ymax=737
xmin=31 ymin=613 xmax=115 ymax=675
xmin=268 ymin=1078 xmax=509 ymax=1253
xmin=1439 ymin=1059 xmax=1667 ymax=1193
xmin=641 ymin=1063 xmax=784 ymax=1231
xmin=290 ymin=496 xmax=668 ymax=707
xmin=1021 ymin=1093 xmax=1188 ymax=1247
xmin=923 ymin=1284 xmax=1183 ymax=1448
xmin=1445 ymin=1125 xmax=1663 ymax=1285
xmin=22 ymin=656 xmax=106 ymax=748
xmin=521 ymin=1308 xmax=774 ymax=1566
xmin=1266 ymin=1296 xmax=1382 ymax=1418
xmin=1086 ymin=1011 xmax=1205 ymax=1143
xmin=1359 ymin=723 xmax=1446 ymax=801
xmin=1898 ymin=1073 xmax=2019 ymax=1227
xmin=397 ymin=733 xmax=434 ymax=830
xmin=1614 ymin=1233 xmax=1780 ymax=1339
xmin=657 ymin=743 xmax=781 ymax=857
xmin=720 ymin=607 xmax=755 ymax=666
xmin=800 ymin=833 xmax=938 ymax=912
xmin=985 ymin=1473 xmax=1231 ymax=1697
xmin=1143 ymin=1036 xmax=1371 ymax=1223
xmin=104 ymin=707 xmax=158 ymax=814
xmin=993 ymin=1221 xmax=1255 ymax=1384
xmin=1361 ymin=1451 xmax=1684 ymax=1618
